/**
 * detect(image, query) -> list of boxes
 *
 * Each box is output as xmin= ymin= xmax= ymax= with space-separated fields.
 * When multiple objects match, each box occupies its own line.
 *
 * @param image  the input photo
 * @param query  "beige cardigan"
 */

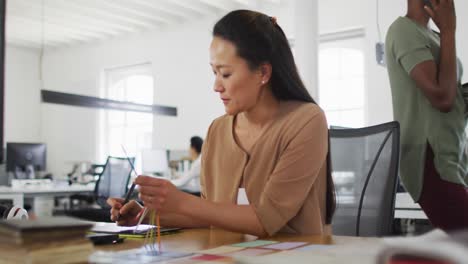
xmin=200 ymin=101 xmax=329 ymax=236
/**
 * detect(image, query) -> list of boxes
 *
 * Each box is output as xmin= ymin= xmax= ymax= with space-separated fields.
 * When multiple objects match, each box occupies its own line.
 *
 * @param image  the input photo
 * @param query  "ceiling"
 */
xmin=6 ymin=0 xmax=280 ymax=50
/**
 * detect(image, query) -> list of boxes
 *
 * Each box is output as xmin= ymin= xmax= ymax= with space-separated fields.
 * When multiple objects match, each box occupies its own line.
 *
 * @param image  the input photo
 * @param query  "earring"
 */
xmin=261 ymin=80 xmax=265 ymax=84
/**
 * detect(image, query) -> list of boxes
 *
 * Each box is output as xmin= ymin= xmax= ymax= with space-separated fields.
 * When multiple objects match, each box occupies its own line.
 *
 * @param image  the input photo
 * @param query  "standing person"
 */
xmin=108 ymin=9 xmax=335 ymax=236
xmin=171 ymin=136 xmax=203 ymax=195
xmin=386 ymin=0 xmax=468 ymax=231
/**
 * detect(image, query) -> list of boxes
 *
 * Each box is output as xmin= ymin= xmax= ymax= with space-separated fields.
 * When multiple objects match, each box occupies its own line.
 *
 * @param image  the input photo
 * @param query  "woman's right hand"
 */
xmin=425 ymin=0 xmax=456 ymax=34
xmin=107 ymin=198 xmax=143 ymax=226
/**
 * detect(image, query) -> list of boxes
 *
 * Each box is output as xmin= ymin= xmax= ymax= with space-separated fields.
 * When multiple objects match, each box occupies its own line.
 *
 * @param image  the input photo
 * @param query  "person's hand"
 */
xmin=425 ymin=0 xmax=456 ymax=34
xmin=135 ymin=175 xmax=186 ymax=213
xmin=107 ymin=197 xmax=143 ymax=226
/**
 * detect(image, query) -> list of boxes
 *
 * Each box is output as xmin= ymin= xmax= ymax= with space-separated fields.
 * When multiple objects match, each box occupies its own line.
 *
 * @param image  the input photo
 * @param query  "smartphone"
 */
xmin=87 ymin=233 xmax=124 ymax=245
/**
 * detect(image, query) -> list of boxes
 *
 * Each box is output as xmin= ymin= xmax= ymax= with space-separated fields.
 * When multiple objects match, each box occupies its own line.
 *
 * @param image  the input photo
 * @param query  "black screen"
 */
xmin=6 ymin=143 xmax=46 ymax=172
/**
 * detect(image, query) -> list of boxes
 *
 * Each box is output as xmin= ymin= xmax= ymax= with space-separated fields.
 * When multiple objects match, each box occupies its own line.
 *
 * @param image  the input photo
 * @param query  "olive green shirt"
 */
xmin=385 ymin=16 xmax=467 ymax=201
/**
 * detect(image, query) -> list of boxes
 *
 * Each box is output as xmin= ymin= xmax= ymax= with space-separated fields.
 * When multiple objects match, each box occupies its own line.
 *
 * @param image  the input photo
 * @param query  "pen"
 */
xmin=121 ymin=145 xmax=139 ymax=205
xmin=118 ymin=145 xmax=139 ymax=220
xmin=122 ymin=182 xmax=136 ymax=206
xmin=121 ymin=146 xmax=162 ymax=253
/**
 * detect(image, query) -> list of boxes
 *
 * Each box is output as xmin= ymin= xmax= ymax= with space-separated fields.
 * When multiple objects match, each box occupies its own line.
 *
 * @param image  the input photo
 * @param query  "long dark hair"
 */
xmin=213 ymin=10 xmax=335 ymax=224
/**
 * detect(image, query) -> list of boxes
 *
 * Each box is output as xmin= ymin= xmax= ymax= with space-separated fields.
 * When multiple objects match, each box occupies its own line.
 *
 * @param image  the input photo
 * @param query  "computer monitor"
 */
xmin=6 ymin=143 xmax=47 ymax=179
xmin=141 ymin=149 xmax=169 ymax=176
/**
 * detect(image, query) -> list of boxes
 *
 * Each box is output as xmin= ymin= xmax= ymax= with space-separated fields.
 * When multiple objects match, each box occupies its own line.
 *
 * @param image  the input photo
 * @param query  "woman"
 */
xmin=108 ymin=10 xmax=335 ymax=237
xmin=385 ymin=0 xmax=467 ymax=231
xmin=171 ymin=136 xmax=203 ymax=194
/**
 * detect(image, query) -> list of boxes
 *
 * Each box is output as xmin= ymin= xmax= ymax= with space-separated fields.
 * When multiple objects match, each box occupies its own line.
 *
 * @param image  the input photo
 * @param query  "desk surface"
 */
xmin=93 ymin=228 xmax=382 ymax=264
xmin=95 ymin=228 xmax=377 ymax=252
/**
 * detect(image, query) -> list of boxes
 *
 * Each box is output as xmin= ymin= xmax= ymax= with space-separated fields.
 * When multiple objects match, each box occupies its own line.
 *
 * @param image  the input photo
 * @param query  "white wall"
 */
xmin=319 ymin=0 xmax=468 ymax=126
xmin=318 ymin=0 xmax=398 ymax=126
xmin=39 ymin=17 xmax=226 ymax=177
xmin=365 ymin=0 xmax=403 ymax=126
xmin=294 ymin=0 xmax=319 ymax=99
xmin=5 ymin=3 xmax=296 ymax=178
xmin=4 ymin=46 xmax=42 ymax=143
xmin=319 ymin=0 xmax=366 ymax=33
xmin=37 ymin=4 xmax=295 ymax=177
xmin=13 ymin=0 xmax=468 ymax=177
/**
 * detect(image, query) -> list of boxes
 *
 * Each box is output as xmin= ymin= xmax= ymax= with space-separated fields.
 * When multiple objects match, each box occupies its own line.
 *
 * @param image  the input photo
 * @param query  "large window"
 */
xmin=319 ymin=34 xmax=366 ymax=128
xmin=102 ymin=64 xmax=154 ymax=160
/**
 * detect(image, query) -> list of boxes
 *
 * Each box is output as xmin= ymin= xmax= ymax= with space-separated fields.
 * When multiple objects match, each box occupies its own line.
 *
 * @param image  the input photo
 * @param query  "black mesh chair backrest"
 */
xmin=330 ymin=121 xmax=400 ymax=237
xmin=95 ymin=156 xmax=134 ymax=209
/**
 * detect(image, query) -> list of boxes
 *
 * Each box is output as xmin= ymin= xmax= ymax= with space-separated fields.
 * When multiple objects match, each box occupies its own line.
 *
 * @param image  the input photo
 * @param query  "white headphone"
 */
xmin=1 ymin=205 xmax=29 ymax=220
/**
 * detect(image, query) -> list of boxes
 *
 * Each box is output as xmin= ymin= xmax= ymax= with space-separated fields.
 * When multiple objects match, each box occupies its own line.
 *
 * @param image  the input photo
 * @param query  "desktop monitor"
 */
xmin=141 ymin=149 xmax=169 ymax=176
xmin=6 ymin=143 xmax=47 ymax=179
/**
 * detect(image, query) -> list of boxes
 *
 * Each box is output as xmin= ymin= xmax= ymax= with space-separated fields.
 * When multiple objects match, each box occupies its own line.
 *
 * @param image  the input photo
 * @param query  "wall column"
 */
xmin=293 ymin=0 xmax=319 ymax=100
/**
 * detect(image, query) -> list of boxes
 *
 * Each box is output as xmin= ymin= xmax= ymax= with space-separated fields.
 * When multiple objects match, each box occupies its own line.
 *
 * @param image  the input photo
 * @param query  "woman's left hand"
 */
xmin=135 ymin=175 xmax=186 ymax=213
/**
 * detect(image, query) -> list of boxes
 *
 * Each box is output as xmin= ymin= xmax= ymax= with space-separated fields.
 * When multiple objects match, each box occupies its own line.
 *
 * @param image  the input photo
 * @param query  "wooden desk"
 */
xmin=95 ymin=228 xmax=375 ymax=252
xmin=93 ymin=228 xmax=382 ymax=264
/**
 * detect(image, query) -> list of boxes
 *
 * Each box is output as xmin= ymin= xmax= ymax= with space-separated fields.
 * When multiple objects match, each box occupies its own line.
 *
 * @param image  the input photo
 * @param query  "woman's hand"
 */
xmin=107 ymin=198 xmax=143 ymax=226
xmin=135 ymin=175 xmax=187 ymax=213
xmin=425 ymin=0 xmax=456 ymax=34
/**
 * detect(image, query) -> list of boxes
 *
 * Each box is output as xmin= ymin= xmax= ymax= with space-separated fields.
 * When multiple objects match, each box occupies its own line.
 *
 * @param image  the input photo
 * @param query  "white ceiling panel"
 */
xmin=6 ymin=0 xmax=283 ymax=50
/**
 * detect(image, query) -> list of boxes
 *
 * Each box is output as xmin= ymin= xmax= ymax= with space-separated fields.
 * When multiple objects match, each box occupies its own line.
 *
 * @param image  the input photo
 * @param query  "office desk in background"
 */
xmin=0 ymin=183 xmax=95 ymax=216
xmin=394 ymin=192 xmax=427 ymax=220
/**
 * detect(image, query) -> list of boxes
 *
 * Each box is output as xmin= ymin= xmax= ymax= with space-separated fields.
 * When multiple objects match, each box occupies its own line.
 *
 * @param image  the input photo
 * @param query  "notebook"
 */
xmin=0 ymin=216 xmax=93 ymax=238
xmin=0 ymin=216 xmax=93 ymax=232
xmin=0 ymin=216 xmax=93 ymax=263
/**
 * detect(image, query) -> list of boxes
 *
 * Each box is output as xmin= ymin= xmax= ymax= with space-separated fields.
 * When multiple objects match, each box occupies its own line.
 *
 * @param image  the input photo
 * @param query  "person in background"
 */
xmin=385 ymin=0 xmax=467 ymax=231
xmin=170 ymin=136 xmax=203 ymax=195
xmin=108 ymin=9 xmax=335 ymax=237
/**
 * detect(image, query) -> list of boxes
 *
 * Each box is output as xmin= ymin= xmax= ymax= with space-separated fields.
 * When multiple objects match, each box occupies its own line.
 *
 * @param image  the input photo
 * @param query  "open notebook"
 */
xmin=91 ymin=222 xmax=180 ymax=235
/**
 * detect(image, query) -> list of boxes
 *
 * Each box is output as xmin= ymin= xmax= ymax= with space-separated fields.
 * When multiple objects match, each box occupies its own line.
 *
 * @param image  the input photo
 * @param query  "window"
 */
xmin=319 ymin=35 xmax=366 ymax=128
xmin=102 ymin=64 xmax=154 ymax=161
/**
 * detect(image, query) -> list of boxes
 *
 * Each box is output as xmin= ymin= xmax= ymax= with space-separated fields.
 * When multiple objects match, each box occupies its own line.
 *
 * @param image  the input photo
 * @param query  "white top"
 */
xmin=171 ymin=156 xmax=201 ymax=193
xmin=237 ymin=188 xmax=250 ymax=205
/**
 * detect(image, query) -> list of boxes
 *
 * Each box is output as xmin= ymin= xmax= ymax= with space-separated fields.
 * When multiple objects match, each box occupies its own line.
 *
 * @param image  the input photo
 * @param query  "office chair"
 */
xmin=329 ymin=121 xmax=400 ymax=237
xmin=67 ymin=164 xmax=105 ymax=207
xmin=66 ymin=156 xmax=134 ymax=222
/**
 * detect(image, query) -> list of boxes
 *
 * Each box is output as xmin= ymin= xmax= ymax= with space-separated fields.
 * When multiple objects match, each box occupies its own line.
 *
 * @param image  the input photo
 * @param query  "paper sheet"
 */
xmin=293 ymin=244 xmax=333 ymax=251
xmin=198 ymin=245 xmax=243 ymax=255
xmin=261 ymin=242 xmax=307 ymax=250
xmin=231 ymin=240 xmax=277 ymax=248
xmin=226 ymin=248 xmax=276 ymax=257
xmin=191 ymin=254 xmax=229 ymax=261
